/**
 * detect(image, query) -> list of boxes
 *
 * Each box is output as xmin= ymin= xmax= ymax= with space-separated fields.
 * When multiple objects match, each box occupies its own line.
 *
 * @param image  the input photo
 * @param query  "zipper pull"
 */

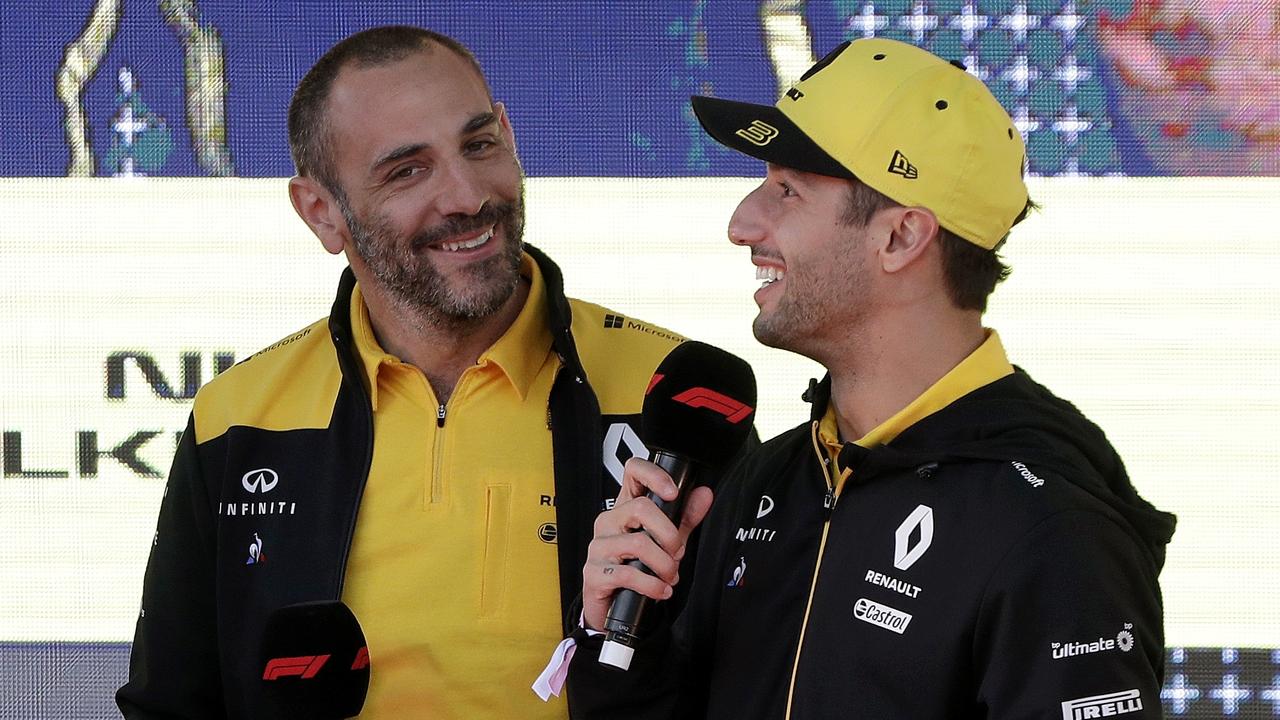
xmin=437 ymin=404 xmax=446 ymax=428
xmin=823 ymin=489 xmax=836 ymax=516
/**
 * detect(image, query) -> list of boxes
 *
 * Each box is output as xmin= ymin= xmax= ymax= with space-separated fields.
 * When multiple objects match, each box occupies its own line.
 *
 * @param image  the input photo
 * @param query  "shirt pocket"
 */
xmin=481 ymin=484 xmax=512 ymax=617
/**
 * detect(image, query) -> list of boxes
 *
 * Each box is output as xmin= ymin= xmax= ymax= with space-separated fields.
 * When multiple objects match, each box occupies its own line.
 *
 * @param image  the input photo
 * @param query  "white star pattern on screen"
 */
xmin=1161 ymin=673 xmax=1203 ymax=715
xmin=898 ymin=1 xmax=939 ymax=44
xmin=1260 ymin=674 xmax=1280 ymax=714
xmin=838 ymin=0 xmax=1119 ymax=176
xmin=948 ymin=4 xmax=989 ymax=44
xmin=998 ymin=1 xmax=1041 ymax=44
xmin=848 ymin=3 xmax=889 ymax=38
xmin=1048 ymin=0 xmax=1085 ymax=44
xmin=1208 ymin=674 xmax=1252 ymax=714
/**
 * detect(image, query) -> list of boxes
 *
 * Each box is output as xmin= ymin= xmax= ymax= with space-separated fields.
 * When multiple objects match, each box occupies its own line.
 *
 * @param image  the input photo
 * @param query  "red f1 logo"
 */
xmin=263 ymin=654 xmax=330 ymax=680
xmin=672 ymin=388 xmax=754 ymax=423
xmin=351 ymin=646 xmax=370 ymax=671
xmin=646 ymin=373 xmax=664 ymax=395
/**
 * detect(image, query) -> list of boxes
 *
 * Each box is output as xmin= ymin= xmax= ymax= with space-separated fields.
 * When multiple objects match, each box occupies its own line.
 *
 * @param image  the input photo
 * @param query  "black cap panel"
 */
xmin=690 ymin=96 xmax=853 ymax=179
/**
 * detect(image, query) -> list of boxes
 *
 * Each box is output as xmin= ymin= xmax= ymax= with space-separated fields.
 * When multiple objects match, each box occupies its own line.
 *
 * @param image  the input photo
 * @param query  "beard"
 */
xmin=342 ymin=191 xmax=526 ymax=328
xmin=750 ymin=239 xmax=868 ymax=361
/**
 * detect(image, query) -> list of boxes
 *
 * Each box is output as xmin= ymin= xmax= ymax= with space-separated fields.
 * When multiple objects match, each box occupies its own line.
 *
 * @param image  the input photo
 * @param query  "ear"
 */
xmin=880 ymin=206 xmax=940 ymax=274
xmin=494 ymin=101 xmax=517 ymax=149
xmin=289 ymin=176 xmax=349 ymax=256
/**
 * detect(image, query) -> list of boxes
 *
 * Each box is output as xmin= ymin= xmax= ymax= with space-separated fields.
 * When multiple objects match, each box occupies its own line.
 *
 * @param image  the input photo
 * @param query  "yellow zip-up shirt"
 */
xmin=342 ymin=254 xmax=564 ymax=718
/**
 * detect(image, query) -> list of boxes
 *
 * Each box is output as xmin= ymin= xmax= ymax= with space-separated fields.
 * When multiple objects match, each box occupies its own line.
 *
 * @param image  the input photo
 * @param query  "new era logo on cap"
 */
xmin=888 ymin=150 xmax=918 ymax=179
xmin=735 ymin=120 xmax=780 ymax=147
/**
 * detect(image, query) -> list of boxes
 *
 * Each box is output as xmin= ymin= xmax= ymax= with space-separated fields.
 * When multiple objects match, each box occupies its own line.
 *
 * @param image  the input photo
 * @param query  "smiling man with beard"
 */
xmin=116 ymin=25 xmax=748 ymax=720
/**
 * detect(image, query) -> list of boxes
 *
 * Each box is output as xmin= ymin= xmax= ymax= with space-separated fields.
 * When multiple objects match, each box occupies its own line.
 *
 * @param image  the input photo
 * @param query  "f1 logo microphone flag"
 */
xmin=671 ymin=387 xmax=753 ymax=424
xmin=263 ymin=654 xmax=330 ymax=680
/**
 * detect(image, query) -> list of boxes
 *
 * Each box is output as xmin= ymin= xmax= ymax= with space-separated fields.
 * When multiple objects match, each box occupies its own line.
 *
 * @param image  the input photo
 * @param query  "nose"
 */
xmin=727 ymin=184 xmax=765 ymax=247
xmin=435 ymin=157 xmax=490 ymax=218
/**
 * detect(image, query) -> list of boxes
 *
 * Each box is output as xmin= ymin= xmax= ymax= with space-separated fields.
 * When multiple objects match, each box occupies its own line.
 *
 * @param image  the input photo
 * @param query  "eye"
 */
xmin=779 ymin=181 xmax=798 ymax=198
xmin=390 ymin=165 xmax=425 ymax=181
xmin=465 ymin=138 xmax=497 ymax=155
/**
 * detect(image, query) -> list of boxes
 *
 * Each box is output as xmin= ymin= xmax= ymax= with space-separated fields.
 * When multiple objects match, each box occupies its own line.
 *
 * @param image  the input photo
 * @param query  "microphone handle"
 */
xmin=602 ymin=450 xmax=692 ymax=663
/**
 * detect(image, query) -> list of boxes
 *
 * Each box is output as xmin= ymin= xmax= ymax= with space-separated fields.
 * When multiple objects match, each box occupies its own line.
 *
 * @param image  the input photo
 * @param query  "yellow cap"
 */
xmin=692 ymin=38 xmax=1028 ymax=250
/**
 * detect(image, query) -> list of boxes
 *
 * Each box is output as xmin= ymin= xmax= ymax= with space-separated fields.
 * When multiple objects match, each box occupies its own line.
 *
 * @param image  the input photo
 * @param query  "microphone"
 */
xmin=259 ymin=600 xmax=371 ymax=719
xmin=600 ymin=340 xmax=757 ymax=670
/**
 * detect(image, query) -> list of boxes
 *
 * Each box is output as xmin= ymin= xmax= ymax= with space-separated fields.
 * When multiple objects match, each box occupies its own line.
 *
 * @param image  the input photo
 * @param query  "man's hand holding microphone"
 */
xmin=580 ymin=341 xmax=757 ymax=670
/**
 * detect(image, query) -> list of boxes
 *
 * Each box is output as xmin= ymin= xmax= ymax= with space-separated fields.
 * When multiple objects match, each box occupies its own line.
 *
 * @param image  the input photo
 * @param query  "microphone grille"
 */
xmin=642 ymin=341 xmax=756 ymax=468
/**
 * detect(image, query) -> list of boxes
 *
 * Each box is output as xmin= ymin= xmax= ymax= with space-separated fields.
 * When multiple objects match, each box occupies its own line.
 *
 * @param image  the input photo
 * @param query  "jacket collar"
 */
xmin=816 ymin=330 xmax=1013 ymax=450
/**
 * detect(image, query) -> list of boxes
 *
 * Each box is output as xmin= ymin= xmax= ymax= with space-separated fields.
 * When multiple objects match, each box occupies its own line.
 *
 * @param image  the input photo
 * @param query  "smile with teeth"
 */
xmin=756 ymin=265 xmax=785 ymax=287
xmin=439 ymin=228 xmax=493 ymax=252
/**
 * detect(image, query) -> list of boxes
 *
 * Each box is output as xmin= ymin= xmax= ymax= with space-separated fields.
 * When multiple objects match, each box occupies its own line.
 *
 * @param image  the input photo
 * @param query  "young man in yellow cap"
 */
xmin=568 ymin=38 xmax=1176 ymax=718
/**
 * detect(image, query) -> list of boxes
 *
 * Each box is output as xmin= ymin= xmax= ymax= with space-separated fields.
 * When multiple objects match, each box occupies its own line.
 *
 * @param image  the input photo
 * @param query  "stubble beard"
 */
xmin=752 ymin=286 xmax=822 ymax=353
xmin=344 ymin=191 xmax=526 ymax=330
xmin=750 ymin=239 xmax=868 ymax=362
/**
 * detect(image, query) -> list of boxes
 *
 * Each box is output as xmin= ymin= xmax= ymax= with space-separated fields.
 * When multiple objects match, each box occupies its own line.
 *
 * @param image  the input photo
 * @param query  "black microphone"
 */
xmin=259 ymin=600 xmax=370 ymax=719
xmin=601 ymin=340 xmax=757 ymax=670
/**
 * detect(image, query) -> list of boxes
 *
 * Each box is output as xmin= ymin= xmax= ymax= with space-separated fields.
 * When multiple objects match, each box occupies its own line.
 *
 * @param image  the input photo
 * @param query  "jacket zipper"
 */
xmin=784 ymin=421 xmax=851 ymax=719
xmin=430 ymin=370 xmax=476 ymax=505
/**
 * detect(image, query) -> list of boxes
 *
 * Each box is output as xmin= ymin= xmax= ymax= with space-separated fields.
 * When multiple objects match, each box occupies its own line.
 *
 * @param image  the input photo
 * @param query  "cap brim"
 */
xmin=691 ymin=96 xmax=852 ymax=179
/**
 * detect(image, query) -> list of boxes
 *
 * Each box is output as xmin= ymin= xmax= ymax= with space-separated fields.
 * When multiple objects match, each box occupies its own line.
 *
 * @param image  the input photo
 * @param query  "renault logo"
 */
xmin=241 ymin=468 xmax=280 ymax=494
xmin=893 ymin=504 xmax=934 ymax=571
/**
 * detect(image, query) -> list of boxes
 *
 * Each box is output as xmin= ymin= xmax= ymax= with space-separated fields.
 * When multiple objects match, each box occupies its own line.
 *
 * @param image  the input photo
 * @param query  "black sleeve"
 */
xmin=116 ymin=415 xmax=225 ymax=718
xmin=566 ymin=450 xmax=754 ymax=720
xmin=564 ymin=615 xmax=685 ymax=720
xmin=974 ymin=510 xmax=1166 ymax=719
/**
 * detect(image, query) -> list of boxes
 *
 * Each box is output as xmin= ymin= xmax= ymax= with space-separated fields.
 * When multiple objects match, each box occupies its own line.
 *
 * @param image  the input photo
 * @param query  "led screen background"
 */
xmin=1 ymin=1 xmax=1277 ymax=717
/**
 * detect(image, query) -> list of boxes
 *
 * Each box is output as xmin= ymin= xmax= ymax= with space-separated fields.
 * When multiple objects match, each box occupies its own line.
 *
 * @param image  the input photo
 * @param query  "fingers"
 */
xmin=602 ymin=458 xmax=684 ymax=557
xmin=581 ymin=471 xmax=718 ymax=631
xmin=582 ymin=525 xmax=680 ymax=631
xmin=618 ymin=457 xmax=679 ymax=504
xmin=588 ymin=504 xmax=686 ymax=584
xmin=674 ymin=486 xmax=715 ymax=560
xmin=582 ymin=553 xmax=675 ymax=631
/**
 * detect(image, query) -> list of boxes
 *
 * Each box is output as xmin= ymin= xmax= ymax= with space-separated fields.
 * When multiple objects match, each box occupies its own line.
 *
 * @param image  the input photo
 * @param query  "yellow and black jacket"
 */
xmin=117 ymin=246 xmax=706 ymax=718
xmin=568 ymin=369 xmax=1177 ymax=719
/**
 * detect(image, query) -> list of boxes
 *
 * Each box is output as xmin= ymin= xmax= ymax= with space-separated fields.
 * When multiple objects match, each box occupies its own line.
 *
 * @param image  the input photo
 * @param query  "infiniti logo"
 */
xmin=757 ymin=495 xmax=775 ymax=519
xmin=241 ymin=468 xmax=279 ymax=494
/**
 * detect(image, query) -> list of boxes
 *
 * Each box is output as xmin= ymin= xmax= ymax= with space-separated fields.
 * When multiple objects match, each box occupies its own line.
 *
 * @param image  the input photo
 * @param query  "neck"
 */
xmin=823 ymin=305 xmax=984 ymax=442
xmin=361 ymin=279 xmax=530 ymax=405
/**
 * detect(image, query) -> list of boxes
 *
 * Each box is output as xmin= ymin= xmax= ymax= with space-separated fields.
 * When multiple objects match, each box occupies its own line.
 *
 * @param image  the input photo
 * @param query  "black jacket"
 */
xmin=117 ymin=246 xmax=725 ymax=718
xmin=569 ymin=370 xmax=1177 ymax=719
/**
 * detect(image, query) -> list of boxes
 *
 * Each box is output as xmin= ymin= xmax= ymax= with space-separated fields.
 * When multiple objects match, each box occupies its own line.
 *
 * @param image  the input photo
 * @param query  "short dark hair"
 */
xmin=842 ymin=181 xmax=1033 ymax=313
xmin=287 ymin=26 xmax=489 ymax=195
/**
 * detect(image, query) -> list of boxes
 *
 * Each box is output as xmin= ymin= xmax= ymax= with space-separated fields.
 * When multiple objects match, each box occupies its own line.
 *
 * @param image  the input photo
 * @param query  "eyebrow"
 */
xmin=464 ymin=110 xmax=499 ymax=134
xmin=766 ymin=163 xmax=801 ymax=181
xmin=369 ymin=111 xmax=500 ymax=173
xmin=770 ymin=162 xmax=826 ymax=188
